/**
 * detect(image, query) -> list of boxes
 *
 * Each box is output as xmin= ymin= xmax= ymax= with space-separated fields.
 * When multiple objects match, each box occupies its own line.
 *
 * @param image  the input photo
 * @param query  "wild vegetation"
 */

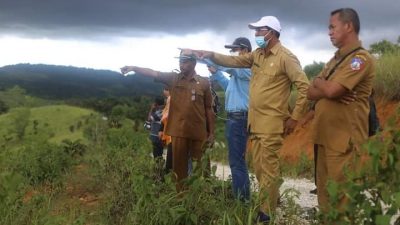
xmin=0 ymin=38 xmax=399 ymax=224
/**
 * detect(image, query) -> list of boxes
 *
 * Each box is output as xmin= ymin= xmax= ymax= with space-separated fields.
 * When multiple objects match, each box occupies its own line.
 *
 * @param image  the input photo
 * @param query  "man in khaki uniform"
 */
xmin=307 ymin=8 xmax=375 ymax=213
xmin=190 ymin=16 xmax=309 ymax=223
xmin=120 ymin=51 xmax=215 ymax=191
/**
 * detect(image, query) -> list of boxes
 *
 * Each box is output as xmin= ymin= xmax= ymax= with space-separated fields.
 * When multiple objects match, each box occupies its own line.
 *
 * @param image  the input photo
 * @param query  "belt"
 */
xmin=227 ymin=111 xmax=248 ymax=117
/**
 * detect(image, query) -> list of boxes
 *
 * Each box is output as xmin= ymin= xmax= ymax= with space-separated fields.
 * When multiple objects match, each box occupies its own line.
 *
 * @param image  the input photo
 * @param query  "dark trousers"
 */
xmin=150 ymin=135 xmax=163 ymax=159
xmin=314 ymin=144 xmax=318 ymax=185
xmin=165 ymin=143 xmax=173 ymax=173
xmin=226 ymin=112 xmax=250 ymax=201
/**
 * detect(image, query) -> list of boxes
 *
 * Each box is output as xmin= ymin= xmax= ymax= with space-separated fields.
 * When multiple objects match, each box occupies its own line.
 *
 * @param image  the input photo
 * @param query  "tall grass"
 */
xmin=374 ymin=51 xmax=400 ymax=101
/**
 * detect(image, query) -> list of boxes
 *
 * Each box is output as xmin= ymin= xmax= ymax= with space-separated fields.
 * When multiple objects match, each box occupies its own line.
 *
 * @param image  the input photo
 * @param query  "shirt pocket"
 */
xmin=259 ymin=65 xmax=279 ymax=84
xmin=172 ymin=84 xmax=190 ymax=101
xmin=194 ymin=89 xmax=205 ymax=104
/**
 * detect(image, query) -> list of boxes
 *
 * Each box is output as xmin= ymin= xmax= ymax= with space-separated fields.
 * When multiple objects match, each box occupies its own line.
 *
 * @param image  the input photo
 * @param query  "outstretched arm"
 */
xmin=185 ymin=48 xmax=253 ymax=69
xmin=208 ymin=66 xmax=229 ymax=90
xmin=120 ymin=66 xmax=159 ymax=78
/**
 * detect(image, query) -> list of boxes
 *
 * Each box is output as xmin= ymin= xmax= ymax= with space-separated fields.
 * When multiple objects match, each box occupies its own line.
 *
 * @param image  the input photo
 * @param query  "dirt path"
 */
xmin=211 ymin=162 xmax=318 ymax=209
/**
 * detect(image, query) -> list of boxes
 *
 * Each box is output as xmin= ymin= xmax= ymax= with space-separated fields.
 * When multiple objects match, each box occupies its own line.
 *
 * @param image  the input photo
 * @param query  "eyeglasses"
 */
xmin=179 ymin=59 xmax=195 ymax=63
xmin=255 ymin=28 xmax=270 ymax=32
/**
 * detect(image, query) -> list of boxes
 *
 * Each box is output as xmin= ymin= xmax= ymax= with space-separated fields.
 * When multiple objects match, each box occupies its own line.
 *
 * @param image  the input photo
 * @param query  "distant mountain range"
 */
xmin=0 ymin=64 xmax=164 ymax=99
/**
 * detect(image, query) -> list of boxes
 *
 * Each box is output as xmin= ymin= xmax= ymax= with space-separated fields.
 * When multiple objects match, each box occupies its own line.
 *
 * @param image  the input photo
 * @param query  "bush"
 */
xmin=374 ymin=51 xmax=400 ymax=101
xmin=0 ymin=141 xmax=77 ymax=224
xmin=0 ymin=172 xmax=26 ymax=223
xmin=13 ymin=141 xmax=73 ymax=185
xmin=62 ymin=139 xmax=87 ymax=158
xmin=101 ymin=146 xmax=256 ymax=225
xmin=0 ymin=99 xmax=9 ymax=114
xmin=320 ymin=107 xmax=400 ymax=224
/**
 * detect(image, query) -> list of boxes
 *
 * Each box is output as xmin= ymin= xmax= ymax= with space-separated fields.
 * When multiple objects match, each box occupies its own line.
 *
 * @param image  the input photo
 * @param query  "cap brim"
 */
xmin=174 ymin=56 xmax=196 ymax=60
xmin=224 ymin=44 xmax=241 ymax=49
xmin=248 ymin=21 xmax=263 ymax=29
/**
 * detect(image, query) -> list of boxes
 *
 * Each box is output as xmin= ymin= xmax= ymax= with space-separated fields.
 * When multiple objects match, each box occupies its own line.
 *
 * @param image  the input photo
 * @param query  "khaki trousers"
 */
xmin=316 ymin=144 xmax=360 ymax=213
xmin=249 ymin=133 xmax=283 ymax=215
xmin=171 ymin=136 xmax=205 ymax=191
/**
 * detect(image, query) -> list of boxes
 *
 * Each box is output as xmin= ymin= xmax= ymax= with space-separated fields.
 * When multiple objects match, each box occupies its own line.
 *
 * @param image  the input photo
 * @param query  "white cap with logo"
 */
xmin=248 ymin=16 xmax=281 ymax=33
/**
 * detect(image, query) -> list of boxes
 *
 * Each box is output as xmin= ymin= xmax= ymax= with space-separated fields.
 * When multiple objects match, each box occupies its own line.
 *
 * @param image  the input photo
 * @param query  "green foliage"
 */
xmin=94 ymin=123 xmax=311 ymax=225
xmin=61 ymin=139 xmax=87 ymax=158
xmin=303 ymin=61 xmax=325 ymax=79
xmin=9 ymin=107 xmax=31 ymax=140
xmin=374 ymin=51 xmax=400 ymax=101
xmin=0 ymin=86 xmax=50 ymax=109
xmin=109 ymin=105 xmax=127 ymax=128
xmin=12 ymin=141 xmax=73 ymax=185
xmin=370 ymin=38 xmax=400 ymax=56
xmin=100 ymin=143 xmax=255 ymax=225
xmin=0 ymin=99 xmax=8 ymax=114
xmin=1 ymin=189 xmax=67 ymax=225
xmin=83 ymin=115 xmax=109 ymax=147
xmin=0 ymin=138 xmax=82 ymax=224
xmin=106 ymin=122 xmax=150 ymax=151
xmin=319 ymin=109 xmax=400 ymax=224
xmin=0 ymin=172 xmax=26 ymax=223
xmin=0 ymin=64 xmax=163 ymax=99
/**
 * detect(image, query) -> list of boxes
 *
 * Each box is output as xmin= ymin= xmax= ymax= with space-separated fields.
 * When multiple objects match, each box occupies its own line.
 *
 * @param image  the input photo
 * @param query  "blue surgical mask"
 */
xmin=255 ymin=31 xmax=271 ymax=48
xmin=255 ymin=36 xmax=267 ymax=48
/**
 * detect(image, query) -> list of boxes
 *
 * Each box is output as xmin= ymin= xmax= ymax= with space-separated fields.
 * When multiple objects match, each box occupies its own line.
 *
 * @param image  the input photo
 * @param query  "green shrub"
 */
xmin=374 ymin=51 xmax=400 ymax=101
xmin=107 ymin=123 xmax=150 ymax=151
xmin=83 ymin=115 xmax=108 ymax=146
xmin=320 ymin=107 xmax=400 ymax=224
xmin=101 ymin=146 xmax=256 ymax=225
xmin=62 ymin=139 xmax=87 ymax=158
xmin=0 ymin=172 xmax=26 ymax=223
xmin=13 ymin=142 xmax=73 ymax=185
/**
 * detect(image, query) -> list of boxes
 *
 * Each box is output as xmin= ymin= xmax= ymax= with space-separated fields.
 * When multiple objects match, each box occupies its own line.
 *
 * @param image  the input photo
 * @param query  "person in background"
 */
xmin=159 ymin=87 xmax=173 ymax=173
xmin=207 ymin=37 xmax=252 ymax=202
xmin=146 ymin=97 xmax=165 ymax=161
xmin=121 ymin=50 xmax=215 ymax=191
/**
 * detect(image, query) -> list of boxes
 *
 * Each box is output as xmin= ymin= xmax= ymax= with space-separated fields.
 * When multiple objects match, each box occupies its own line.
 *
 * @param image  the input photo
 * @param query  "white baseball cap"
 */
xmin=248 ymin=16 xmax=281 ymax=33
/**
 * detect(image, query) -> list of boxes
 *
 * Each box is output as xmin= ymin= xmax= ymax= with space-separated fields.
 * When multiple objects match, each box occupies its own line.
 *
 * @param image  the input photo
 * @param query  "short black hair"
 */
xmin=331 ymin=8 xmax=360 ymax=34
xmin=154 ymin=97 xmax=165 ymax=106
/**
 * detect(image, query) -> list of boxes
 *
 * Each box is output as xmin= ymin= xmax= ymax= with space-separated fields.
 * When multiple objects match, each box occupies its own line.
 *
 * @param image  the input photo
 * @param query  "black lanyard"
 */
xmin=325 ymin=47 xmax=364 ymax=80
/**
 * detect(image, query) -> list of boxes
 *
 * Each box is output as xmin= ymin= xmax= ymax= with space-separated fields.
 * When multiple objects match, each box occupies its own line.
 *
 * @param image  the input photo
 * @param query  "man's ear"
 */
xmin=345 ymin=22 xmax=353 ymax=33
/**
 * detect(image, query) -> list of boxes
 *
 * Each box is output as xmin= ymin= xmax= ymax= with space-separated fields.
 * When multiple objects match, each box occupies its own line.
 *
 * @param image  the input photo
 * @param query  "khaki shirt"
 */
xmin=155 ymin=72 xmax=212 ymax=140
xmin=312 ymin=41 xmax=375 ymax=152
xmin=213 ymin=42 xmax=310 ymax=134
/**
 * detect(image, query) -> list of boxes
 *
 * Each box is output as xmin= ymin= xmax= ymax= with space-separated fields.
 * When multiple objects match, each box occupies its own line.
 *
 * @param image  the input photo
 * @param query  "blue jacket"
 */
xmin=204 ymin=59 xmax=251 ymax=112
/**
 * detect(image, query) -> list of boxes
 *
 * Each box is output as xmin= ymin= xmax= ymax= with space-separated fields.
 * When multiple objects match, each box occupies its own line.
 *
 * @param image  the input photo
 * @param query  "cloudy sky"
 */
xmin=0 ymin=0 xmax=399 ymax=76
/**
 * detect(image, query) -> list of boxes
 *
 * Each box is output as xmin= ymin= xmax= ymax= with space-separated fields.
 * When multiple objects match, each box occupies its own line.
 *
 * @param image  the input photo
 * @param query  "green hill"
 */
xmin=0 ymin=105 xmax=98 ymax=145
xmin=0 ymin=64 xmax=164 ymax=99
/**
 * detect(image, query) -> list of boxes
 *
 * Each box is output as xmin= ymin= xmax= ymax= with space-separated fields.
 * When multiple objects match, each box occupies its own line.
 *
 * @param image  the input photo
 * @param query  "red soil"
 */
xmin=280 ymin=101 xmax=399 ymax=163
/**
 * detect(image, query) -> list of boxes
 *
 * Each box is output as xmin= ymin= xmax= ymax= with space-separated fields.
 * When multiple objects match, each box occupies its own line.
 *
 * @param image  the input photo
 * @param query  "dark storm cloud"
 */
xmin=0 ymin=0 xmax=399 ymax=42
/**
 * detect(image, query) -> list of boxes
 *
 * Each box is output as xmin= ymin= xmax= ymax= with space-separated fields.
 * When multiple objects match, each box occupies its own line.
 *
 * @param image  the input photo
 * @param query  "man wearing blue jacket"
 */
xmin=208 ymin=37 xmax=252 ymax=201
